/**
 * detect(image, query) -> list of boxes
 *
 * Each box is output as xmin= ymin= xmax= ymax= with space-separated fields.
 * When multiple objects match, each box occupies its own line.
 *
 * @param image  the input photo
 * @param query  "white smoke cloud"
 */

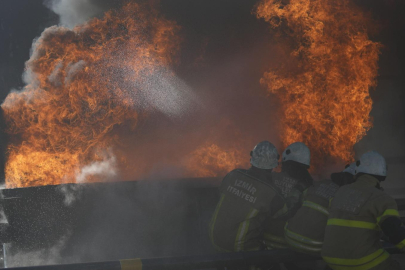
xmin=57 ymin=184 xmax=84 ymax=207
xmin=0 ymin=207 xmax=8 ymax=224
xmin=44 ymin=0 xmax=108 ymax=29
xmin=65 ymin=60 xmax=87 ymax=84
xmin=56 ymin=150 xmax=117 ymax=206
xmin=4 ymin=234 xmax=72 ymax=267
xmin=22 ymin=67 xmax=38 ymax=87
xmin=0 ymin=188 xmax=6 ymax=223
xmin=76 ymin=156 xmax=117 ymax=183
xmin=48 ymin=61 xmax=63 ymax=86
xmin=75 ymin=152 xmax=117 ymax=184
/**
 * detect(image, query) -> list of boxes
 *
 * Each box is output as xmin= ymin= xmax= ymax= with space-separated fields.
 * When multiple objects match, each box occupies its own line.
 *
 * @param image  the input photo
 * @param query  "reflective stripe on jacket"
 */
xmin=285 ymin=180 xmax=339 ymax=255
xmin=263 ymin=218 xmax=289 ymax=249
xmin=209 ymin=169 xmax=286 ymax=252
xmin=263 ymin=171 xmax=310 ymax=249
xmin=321 ymin=174 xmax=401 ymax=270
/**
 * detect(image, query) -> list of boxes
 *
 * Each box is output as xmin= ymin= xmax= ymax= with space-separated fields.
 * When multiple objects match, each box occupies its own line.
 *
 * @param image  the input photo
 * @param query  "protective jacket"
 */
xmin=285 ymin=172 xmax=355 ymax=255
xmin=263 ymin=168 xmax=313 ymax=249
xmin=209 ymin=168 xmax=286 ymax=252
xmin=285 ymin=179 xmax=339 ymax=255
xmin=322 ymin=174 xmax=405 ymax=270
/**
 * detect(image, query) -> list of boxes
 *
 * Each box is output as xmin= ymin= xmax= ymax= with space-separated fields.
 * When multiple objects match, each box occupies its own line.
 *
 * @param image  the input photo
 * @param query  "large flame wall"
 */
xmin=255 ymin=0 xmax=381 ymax=169
xmin=1 ymin=0 xmax=381 ymax=187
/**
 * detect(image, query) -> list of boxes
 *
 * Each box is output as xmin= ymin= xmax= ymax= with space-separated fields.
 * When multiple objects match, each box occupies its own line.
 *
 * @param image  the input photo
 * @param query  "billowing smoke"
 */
xmin=75 ymin=150 xmax=117 ymax=184
xmin=43 ymin=0 xmax=118 ymax=28
xmin=4 ymin=235 xmax=71 ymax=267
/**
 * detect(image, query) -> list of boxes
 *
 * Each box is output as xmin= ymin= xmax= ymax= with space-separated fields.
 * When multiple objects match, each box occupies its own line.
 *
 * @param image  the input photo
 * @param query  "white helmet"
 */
xmin=356 ymin=151 xmax=387 ymax=177
xmin=250 ymin=141 xmax=279 ymax=170
xmin=343 ymin=162 xmax=356 ymax=175
xmin=282 ymin=142 xmax=310 ymax=166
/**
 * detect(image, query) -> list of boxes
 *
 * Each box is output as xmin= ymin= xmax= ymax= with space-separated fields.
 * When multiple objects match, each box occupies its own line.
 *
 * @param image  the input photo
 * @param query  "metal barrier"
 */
xmin=3 ymin=247 xmax=401 ymax=270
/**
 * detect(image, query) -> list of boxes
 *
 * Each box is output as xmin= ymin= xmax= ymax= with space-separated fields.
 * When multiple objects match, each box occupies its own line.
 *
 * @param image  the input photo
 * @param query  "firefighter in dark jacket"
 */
xmin=263 ymin=142 xmax=314 ymax=250
xmin=209 ymin=141 xmax=286 ymax=252
xmin=322 ymin=151 xmax=405 ymax=270
xmin=284 ymin=163 xmax=356 ymax=256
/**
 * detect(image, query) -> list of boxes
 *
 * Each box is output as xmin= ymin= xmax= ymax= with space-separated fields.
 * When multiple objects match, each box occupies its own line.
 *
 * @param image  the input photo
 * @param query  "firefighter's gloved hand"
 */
xmin=331 ymin=172 xmax=355 ymax=187
xmin=380 ymin=216 xmax=405 ymax=252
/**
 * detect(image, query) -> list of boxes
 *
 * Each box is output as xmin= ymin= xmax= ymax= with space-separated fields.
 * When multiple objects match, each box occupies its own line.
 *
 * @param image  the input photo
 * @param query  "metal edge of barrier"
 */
xmin=3 ymin=247 xmax=402 ymax=270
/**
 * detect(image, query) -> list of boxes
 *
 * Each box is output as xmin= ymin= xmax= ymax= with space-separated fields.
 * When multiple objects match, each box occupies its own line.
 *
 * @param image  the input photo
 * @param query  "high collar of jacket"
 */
xmin=281 ymin=161 xmax=313 ymax=187
xmin=355 ymin=174 xmax=380 ymax=188
xmin=248 ymin=166 xmax=272 ymax=183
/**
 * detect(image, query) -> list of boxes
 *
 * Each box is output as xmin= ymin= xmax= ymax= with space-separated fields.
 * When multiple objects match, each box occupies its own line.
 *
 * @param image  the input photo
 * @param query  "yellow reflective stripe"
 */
xmin=303 ymin=189 xmax=308 ymax=198
xmin=395 ymin=238 xmax=405 ymax=250
xmin=264 ymin=231 xmax=289 ymax=248
xmin=285 ymin=235 xmax=322 ymax=254
xmin=209 ymin=194 xmax=225 ymax=239
xmin=209 ymin=194 xmax=229 ymax=252
xmin=265 ymin=240 xmax=289 ymax=249
xmin=376 ymin=209 xmax=399 ymax=224
xmin=234 ymin=208 xmax=259 ymax=251
xmin=273 ymin=204 xmax=288 ymax=218
xmin=302 ymin=200 xmax=329 ymax=216
xmin=245 ymin=246 xmax=261 ymax=251
xmin=329 ymin=198 xmax=333 ymax=208
xmin=284 ymin=227 xmax=323 ymax=246
xmin=327 ymin=219 xmax=378 ymax=230
xmin=300 ymin=188 xmax=308 ymax=204
xmin=323 ymin=249 xmax=389 ymax=269
xmin=120 ymin=259 xmax=142 ymax=270
xmin=263 ymin=232 xmax=287 ymax=244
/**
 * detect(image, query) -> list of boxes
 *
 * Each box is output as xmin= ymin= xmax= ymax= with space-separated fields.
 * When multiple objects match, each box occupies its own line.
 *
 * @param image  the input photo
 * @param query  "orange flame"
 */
xmin=2 ymin=2 xmax=181 ymax=188
xmin=185 ymin=143 xmax=248 ymax=178
xmin=255 ymin=0 xmax=381 ymax=169
xmin=3 ymin=0 xmax=382 ymax=188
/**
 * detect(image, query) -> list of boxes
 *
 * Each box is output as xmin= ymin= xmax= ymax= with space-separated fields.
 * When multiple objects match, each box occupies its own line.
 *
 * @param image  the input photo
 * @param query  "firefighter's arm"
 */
xmin=380 ymin=217 xmax=405 ymax=252
xmin=376 ymin=195 xmax=405 ymax=252
xmin=270 ymin=194 xmax=288 ymax=219
xmin=284 ymin=187 xmax=304 ymax=218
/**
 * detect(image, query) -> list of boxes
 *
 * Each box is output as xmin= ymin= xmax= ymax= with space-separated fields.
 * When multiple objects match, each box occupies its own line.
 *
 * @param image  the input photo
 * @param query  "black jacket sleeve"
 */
xmin=380 ymin=216 xmax=405 ymax=251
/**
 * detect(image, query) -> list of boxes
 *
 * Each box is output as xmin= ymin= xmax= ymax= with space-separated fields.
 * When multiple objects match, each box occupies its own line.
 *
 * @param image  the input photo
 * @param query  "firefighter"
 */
xmin=322 ymin=151 xmax=405 ymax=270
xmin=284 ymin=163 xmax=356 ymax=257
xmin=263 ymin=142 xmax=314 ymax=250
xmin=209 ymin=141 xmax=286 ymax=252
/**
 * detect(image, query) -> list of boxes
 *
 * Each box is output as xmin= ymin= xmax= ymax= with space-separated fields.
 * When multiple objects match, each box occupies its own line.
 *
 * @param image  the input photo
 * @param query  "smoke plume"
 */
xmin=44 ymin=0 xmax=118 ymax=28
xmin=4 ymin=235 xmax=71 ymax=267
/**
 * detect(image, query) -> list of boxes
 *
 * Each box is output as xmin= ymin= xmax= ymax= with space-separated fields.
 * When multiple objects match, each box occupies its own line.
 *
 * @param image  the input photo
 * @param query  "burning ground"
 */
xmin=1 ymin=0 xmax=382 ymax=188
